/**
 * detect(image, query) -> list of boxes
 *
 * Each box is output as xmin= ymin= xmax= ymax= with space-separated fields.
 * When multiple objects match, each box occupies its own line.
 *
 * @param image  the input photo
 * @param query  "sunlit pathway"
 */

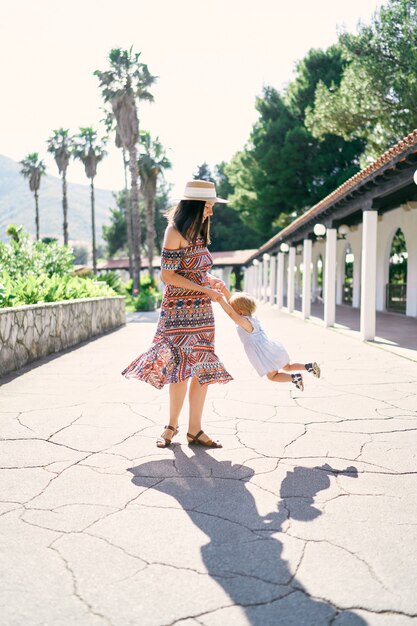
xmin=1 ymin=305 xmax=417 ymax=626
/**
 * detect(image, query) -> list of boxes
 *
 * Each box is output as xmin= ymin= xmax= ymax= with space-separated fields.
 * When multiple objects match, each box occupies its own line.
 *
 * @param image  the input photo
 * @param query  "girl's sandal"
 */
xmin=306 ymin=362 xmax=321 ymax=378
xmin=156 ymin=425 xmax=179 ymax=448
xmin=291 ymin=373 xmax=304 ymax=392
xmin=187 ymin=430 xmax=222 ymax=448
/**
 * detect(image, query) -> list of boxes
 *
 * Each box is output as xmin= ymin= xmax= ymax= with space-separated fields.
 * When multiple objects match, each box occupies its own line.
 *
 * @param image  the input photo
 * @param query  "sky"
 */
xmin=0 ymin=0 xmax=386 ymax=200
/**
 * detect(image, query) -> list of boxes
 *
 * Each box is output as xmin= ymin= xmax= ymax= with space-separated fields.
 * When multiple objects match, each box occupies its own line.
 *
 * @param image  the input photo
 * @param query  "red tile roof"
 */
xmin=252 ymin=128 xmax=417 ymax=258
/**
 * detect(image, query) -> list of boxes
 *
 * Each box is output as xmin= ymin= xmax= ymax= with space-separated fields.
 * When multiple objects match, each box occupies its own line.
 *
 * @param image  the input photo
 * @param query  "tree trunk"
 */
xmin=128 ymin=146 xmax=141 ymax=292
xmin=145 ymin=181 xmax=157 ymax=279
xmin=90 ymin=178 xmax=97 ymax=274
xmin=62 ymin=169 xmax=68 ymax=245
xmin=34 ymin=189 xmax=40 ymax=240
xmin=122 ymin=149 xmax=133 ymax=279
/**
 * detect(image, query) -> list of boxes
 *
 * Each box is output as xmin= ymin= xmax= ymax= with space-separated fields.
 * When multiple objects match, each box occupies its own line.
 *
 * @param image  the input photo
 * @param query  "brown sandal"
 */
xmin=187 ymin=430 xmax=222 ymax=448
xmin=156 ymin=425 xmax=179 ymax=448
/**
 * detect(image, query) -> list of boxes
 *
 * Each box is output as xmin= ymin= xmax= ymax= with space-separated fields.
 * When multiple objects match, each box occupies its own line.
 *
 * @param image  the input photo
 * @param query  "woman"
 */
xmin=122 ymin=180 xmax=233 ymax=448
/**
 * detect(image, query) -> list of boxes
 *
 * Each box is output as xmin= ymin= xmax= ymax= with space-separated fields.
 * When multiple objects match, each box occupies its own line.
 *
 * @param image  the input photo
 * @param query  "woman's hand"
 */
xmin=205 ymin=287 xmax=222 ymax=302
xmin=208 ymin=276 xmax=226 ymax=292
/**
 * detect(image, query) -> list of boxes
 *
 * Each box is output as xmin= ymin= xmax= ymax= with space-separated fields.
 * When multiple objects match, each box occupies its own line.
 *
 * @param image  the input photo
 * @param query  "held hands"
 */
xmin=205 ymin=287 xmax=223 ymax=302
xmin=209 ymin=277 xmax=226 ymax=292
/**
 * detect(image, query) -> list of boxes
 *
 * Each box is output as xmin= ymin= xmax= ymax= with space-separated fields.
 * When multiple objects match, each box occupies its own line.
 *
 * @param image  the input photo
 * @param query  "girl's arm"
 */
xmin=219 ymin=285 xmax=232 ymax=301
xmin=217 ymin=297 xmax=253 ymax=333
xmin=160 ymin=226 xmax=221 ymax=301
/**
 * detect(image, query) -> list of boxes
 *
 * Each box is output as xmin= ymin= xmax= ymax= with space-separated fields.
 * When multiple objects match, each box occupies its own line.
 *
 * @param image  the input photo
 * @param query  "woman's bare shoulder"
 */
xmin=163 ymin=225 xmax=188 ymax=249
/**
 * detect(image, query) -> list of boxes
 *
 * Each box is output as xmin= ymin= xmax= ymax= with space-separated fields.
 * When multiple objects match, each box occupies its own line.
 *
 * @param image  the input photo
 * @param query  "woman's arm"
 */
xmin=217 ymin=297 xmax=253 ymax=333
xmin=160 ymin=226 xmax=222 ymax=301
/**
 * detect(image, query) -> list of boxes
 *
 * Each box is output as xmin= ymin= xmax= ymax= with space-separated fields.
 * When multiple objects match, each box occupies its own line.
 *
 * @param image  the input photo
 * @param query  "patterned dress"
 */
xmin=121 ymin=237 xmax=233 ymax=390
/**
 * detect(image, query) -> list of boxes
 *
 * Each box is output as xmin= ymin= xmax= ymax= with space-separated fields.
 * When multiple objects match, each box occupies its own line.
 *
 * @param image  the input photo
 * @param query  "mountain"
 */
xmin=0 ymin=154 xmax=116 ymax=245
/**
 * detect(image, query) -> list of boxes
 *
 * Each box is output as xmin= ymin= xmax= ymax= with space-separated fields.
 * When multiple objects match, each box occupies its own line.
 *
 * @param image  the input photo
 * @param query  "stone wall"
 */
xmin=0 ymin=296 xmax=126 ymax=377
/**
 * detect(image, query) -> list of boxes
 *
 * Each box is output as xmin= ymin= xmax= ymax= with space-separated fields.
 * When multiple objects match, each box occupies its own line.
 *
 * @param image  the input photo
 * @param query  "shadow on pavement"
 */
xmin=128 ymin=448 xmax=366 ymax=625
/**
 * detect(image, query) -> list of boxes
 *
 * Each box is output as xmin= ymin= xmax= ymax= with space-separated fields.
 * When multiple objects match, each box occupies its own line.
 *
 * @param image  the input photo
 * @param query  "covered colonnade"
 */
xmin=244 ymin=130 xmax=417 ymax=341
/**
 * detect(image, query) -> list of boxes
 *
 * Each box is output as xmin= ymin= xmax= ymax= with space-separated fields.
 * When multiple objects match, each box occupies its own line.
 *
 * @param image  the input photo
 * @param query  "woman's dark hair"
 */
xmin=166 ymin=200 xmax=211 ymax=245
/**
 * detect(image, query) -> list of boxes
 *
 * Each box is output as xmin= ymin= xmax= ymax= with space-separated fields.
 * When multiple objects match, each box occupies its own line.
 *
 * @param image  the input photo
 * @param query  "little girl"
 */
xmin=217 ymin=290 xmax=320 ymax=391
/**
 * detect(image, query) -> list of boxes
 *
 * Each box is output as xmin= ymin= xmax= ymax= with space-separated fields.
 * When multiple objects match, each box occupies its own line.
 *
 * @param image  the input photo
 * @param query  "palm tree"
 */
xmin=19 ymin=153 xmax=46 ymax=240
xmin=102 ymin=108 xmax=134 ymax=277
xmin=73 ymin=128 xmax=107 ymax=274
xmin=46 ymin=129 xmax=73 ymax=245
xmin=138 ymin=131 xmax=171 ymax=278
xmin=95 ymin=47 xmax=156 ymax=292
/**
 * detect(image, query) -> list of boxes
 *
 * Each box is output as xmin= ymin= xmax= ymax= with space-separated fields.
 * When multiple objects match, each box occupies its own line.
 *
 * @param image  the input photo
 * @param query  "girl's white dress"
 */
xmin=236 ymin=316 xmax=289 ymax=376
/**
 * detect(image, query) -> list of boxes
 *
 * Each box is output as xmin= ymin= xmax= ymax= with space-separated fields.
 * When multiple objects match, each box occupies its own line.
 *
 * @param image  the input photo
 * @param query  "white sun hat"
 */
xmin=179 ymin=179 xmax=227 ymax=203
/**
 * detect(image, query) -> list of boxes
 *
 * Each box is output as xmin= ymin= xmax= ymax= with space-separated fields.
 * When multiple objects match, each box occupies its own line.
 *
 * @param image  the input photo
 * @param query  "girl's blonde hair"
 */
xmin=229 ymin=292 xmax=257 ymax=316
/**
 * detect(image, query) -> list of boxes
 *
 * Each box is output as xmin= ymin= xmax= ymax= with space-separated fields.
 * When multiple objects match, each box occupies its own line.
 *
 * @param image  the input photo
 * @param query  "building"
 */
xmin=244 ymin=130 xmax=417 ymax=342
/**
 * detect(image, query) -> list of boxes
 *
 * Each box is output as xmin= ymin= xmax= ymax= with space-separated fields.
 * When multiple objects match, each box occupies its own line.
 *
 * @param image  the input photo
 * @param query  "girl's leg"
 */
xmin=282 ymin=362 xmax=307 ymax=372
xmin=157 ymin=380 xmax=188 ymax=445
xmin=283 ymin=362 xmax=321 ymax=378
xmin=267 ymin=370 xmax=292 ymax=383
xmin=267 ymin=369 xmax=304 ymax=391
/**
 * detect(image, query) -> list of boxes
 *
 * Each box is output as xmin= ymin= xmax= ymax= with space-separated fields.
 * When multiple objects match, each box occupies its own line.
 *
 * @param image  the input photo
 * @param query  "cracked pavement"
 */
xmin=1 ymin=305 xmax=417 ymax=626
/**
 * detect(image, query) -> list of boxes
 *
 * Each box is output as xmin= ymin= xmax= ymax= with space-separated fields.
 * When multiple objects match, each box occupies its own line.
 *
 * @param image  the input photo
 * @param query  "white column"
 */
xmin=277 ymin=252 xmax=284 ymax=309
xmin=255 ymin=262 xmax=261 ymax=300
xmin=222 ymin=266 xmax=232 ymax=290
xmin=252 ymin=263 xmax=259 ymax=298
xmin=311 ymin=256 xmax=318 ymax=301
xmin=352 ymin=249 xmax=361 ymax=308
xmin=336 ymin=245 xmax=345 ymax=305
xmin=302 ymin=239 xmax=312 ymax=319
xmin=258 ymin=262 xmax=263 ymax=300
xmin=269 ymin=255 xmax=277 ymax=305
xmin=287 ymin=246 xmax=296 ymax=313
xmin=324 ymin=228 xmax=337 ymax=327
xmin=360 ymin=210 xmax=378 ymax=340
xmin=406 ymin=247 xmax=417 ymax=317
xmin=243 ymin=267 xmax=250 ymax=293
xmin=251 ymin=265 xmax=256 ymax=295
xmin=262 ymin=254 xmax=269 ymax=302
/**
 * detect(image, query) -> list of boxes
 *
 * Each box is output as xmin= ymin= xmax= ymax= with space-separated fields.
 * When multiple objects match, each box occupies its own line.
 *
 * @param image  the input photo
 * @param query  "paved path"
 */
xmin=1 ymin=305 xmax=417 ymax=626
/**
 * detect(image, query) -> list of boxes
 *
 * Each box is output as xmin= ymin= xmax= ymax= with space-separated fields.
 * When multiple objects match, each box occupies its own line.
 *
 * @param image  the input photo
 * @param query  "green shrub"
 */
xmin=0 ymin=271 xmax=117 ymax=308
xmin=140 ymin=274 xmax=156 ymax=290
xmin=133 ymin=291 xmax=158 ymax=312
xmin=0 ymin=278 xmax=15 ymax=308
xmin=124 ymin=278 xmax=133 ymax=295
xmin=96 ymin=271 xmax=123 ymax=294
xmin=132 ymin=280 xmax=162 ymax=311
xmin=0 ymin=227 xmax=74 ymax=280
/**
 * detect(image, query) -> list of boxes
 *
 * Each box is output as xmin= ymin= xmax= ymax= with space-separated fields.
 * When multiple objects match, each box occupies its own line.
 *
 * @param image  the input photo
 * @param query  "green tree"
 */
xmin=306 ymin=0 xmax=417 ymax=159
xmin=285 ymin=46 xmax=364 ymax=201
xmin=209 ymin=162 xmax=262 ymax=251
xmin=46 ymin=128 xmax=73 ymax=245
xmin=138 ymin=131 xmax=171 ymax=278
xmin=102 ymin=204 xmax=128 ymax=257
xmin=95 ymin=47 xmax=157 ymax=291
xmin=286 ymin=46 xmax=347 ymax=120
xmin=102 ymin=107 xmax=134 ymax=277
xmin=154 ymin=181 xmax=171 ymax=254
xmin=226 ymin=46 xmax=364 ymax=241
xmin=226 ymin=88 xmax=300 ymax=239
xmin=73 ymin=127 xmax=107 ymax=274
xmin=102 ymin=183 xmax=170 ymax=259
xmin=193 ymin=162 xmax=214 ymax=182
xmin=19 ymin=153 xmax=46 ymax=240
